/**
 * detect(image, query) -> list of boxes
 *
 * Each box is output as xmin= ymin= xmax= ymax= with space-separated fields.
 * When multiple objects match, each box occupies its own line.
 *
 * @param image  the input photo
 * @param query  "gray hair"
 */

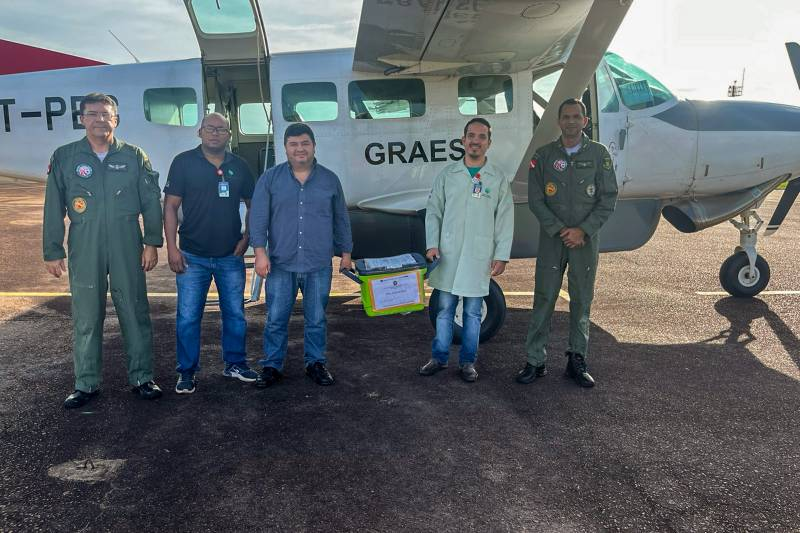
xmin=201 ymin=112 xmax=231 ymax=130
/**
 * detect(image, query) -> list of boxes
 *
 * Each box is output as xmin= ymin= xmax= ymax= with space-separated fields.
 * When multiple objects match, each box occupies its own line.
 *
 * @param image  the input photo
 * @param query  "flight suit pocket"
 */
xmin=113 ymin=187 xmax=141 ymax=216
xmin=576 ymin=175 xmax=598 ymax=205
xmin=66 ymin=184 xmax=97 ymax=223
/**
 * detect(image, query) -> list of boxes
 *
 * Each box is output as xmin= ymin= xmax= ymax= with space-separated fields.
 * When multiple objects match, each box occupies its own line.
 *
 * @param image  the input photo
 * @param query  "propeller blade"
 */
xmin=787 ymin=42 xmax=800 ymax=90
xmin=764 ymin=177 xmax=800 ymax=236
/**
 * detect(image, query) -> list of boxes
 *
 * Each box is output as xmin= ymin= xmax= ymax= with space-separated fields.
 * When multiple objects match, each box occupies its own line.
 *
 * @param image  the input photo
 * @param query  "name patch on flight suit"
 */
xmin=108 ymin=163 xmax=128 ymax=171
xmin=72 ymin=197 xmax=87 ymax=213
xmin=545 ymin=182 xmax=557 ymax=196
xmin=553 ymin=159 xmax=567 ymax=172
xmin=75 ymin=164 xmax=93 ymax=178
xmin=575 ymin=161 xmax=594 ymax=169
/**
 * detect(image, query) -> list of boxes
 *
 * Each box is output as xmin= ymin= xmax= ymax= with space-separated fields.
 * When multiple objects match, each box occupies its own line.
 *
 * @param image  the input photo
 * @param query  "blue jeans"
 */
xmin=432 ymin=290 xmax=482 ymax=365
xmin=260 ymin=265 xmax=332 ymax=371
xmin=175 ymin=251 xmax=247 ymax=375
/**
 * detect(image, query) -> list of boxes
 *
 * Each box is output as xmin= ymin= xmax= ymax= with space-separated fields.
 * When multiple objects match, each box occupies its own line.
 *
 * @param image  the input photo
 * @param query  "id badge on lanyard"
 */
xmin=217 ymin=168 xmax=230 ymax=198
xmin=471 ymin=172 xmax=482 ymax=199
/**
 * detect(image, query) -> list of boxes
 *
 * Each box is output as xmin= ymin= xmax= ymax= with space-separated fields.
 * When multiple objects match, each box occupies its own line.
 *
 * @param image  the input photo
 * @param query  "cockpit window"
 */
xmin=596 ymin=65 xmax=619 ymax=113
xmin=190 ymin=0 xmax=256 ymax=35
xmin=604 ymin=52 xmax=674 ymax=110
xmin=532 ymin=68 xmax=562 ymax=119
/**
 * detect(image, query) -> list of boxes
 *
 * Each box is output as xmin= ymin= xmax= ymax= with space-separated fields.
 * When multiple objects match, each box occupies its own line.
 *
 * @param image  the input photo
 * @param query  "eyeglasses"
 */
xmin=201 ymin=125 xmax=230 ymax=135
xmin=82 ymin=112 xmax=116 ymax=121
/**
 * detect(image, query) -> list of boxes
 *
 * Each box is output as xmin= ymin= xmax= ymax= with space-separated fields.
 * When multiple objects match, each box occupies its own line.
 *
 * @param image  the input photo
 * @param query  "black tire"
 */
xmin=719 ymin=251 xmax=770 ymax=297
xmin=428 ymin=278 xmax=507 ymax=344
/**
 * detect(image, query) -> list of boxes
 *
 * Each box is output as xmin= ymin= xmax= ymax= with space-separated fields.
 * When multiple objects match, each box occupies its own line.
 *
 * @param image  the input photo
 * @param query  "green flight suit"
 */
xmin=525 ymin=133 xmax=618 ymax=365
xmin=43 ymin=137 xmax=163 ymax=392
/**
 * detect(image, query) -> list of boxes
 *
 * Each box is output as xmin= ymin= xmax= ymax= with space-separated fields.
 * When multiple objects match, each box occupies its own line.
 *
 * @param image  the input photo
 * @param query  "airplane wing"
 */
xmin=353 ymin=0 xmax=596 ymax=76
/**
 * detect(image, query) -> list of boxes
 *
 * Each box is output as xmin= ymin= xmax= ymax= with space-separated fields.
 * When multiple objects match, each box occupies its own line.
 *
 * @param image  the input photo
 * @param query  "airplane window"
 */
xmin=239 ymin=103 xmax=273 ymax=135
xmin=190 ymin=0 xmax=256 ymax=34
xmin=532 ymin=69 xmax=562 ymax=118
xmin=348 ymin=79 xmax=425 ymax=119
xmin=458 ymin=76 xmax=513 ymax=116
xmin=596 ymin=65 xmax=619 ymax=113
xmin=281 ymin=82 xmax=338 ymax=122
xmin=604 ymin=52 xmax=674 ymax=110
xmin=143 ymin=88 xmax=198 ymax=127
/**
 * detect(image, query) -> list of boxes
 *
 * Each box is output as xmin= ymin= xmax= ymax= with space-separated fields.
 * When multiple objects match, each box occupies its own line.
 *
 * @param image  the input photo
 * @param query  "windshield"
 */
xmin=604 ymin=52 xmax=674 ymax=110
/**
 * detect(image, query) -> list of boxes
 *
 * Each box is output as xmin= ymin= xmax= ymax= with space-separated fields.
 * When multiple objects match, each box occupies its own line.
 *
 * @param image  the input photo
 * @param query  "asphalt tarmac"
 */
xmin=0 ymin=177 xmax=798 ymax=532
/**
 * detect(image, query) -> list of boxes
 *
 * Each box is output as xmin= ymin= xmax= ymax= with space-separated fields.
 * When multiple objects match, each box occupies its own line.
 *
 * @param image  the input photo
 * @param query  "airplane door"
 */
xmin=183 ymin=0 xmax=268 ymax=64
xmin=594 ymin=63 xmax=627 ymax=191
xmin=183 ymin=0 xmax=272 ymax=176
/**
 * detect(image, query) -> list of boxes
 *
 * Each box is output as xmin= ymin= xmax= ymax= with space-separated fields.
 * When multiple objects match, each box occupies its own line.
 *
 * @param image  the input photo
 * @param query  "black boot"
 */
xmin=515 ymin=363 xmax=547 ymax=384
xmin=565 ymin=351 xmax=595 ymax=388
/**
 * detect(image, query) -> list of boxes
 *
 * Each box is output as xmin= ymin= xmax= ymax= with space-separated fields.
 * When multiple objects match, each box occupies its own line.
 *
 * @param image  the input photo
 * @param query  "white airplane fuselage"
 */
xmin=1 ymin=48 xmax=800 ymax=257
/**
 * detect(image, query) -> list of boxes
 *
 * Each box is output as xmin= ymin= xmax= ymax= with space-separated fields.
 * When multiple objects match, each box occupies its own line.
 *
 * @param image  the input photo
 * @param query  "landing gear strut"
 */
xmin=719 ymin=209 xmax=771 ymax=297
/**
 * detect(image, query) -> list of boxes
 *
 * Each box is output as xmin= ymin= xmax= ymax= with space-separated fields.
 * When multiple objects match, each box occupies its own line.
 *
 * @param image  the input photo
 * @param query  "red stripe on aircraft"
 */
xmin=0 ymin=39 xmax=105 ymax=75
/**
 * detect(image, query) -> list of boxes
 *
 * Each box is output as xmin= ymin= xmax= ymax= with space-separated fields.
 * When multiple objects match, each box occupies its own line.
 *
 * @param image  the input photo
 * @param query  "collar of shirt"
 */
xmin=78 ymin=136 xmax=123 ymax=158
xmin=557 ymin=133 xmax=591 ymax=155
xmin=288 ymin=159 xmax=318 ymax=184
xmin=448 ymin=159 xmax=499 ymax=179
xmin=192 ymin=145 xmax=234 ymax=167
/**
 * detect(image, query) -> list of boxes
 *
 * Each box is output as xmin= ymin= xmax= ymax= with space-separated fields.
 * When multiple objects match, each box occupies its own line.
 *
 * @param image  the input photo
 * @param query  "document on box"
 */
xmin=370 ymin=272 xmax=421 ymax=310
xmin=363 ymin=254 xmax=416 ymax=271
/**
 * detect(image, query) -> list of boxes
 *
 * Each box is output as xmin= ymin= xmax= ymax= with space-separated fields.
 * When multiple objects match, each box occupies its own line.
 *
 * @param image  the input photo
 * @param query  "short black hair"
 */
xmin=80 ymin=92 xmax=118 ymax=115
xmin=557 ymin=98 xmax=587 ymax=118
xmin=463 ymin=117 xmax=492 ymax=140
xmin=284 ymin=122 xmax=316 ymax=145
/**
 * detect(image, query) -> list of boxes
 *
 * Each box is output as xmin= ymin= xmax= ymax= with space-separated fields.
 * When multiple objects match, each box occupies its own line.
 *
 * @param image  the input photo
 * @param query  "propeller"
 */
xmin=763 ymin=43 xmax=800 ymax=237
xmin=787 ymin=42 xmax=800 ymax=90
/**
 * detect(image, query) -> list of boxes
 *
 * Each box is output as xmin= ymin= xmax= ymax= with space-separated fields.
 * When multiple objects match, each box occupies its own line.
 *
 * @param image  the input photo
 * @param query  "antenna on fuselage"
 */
xmin=108 ymin=30 xmax=141 ymax=64
xmin=727 ymin=68 xmax=745 ymax=97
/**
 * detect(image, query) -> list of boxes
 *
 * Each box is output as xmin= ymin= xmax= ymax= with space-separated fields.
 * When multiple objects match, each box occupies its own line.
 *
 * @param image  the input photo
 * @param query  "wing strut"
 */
xmin=511 ymin=0 xmax=633 ymax=199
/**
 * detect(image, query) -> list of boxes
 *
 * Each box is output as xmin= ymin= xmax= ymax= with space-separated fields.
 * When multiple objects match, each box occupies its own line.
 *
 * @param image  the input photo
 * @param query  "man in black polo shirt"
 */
xmin=163 ymin=112 xmax=257 ymax=394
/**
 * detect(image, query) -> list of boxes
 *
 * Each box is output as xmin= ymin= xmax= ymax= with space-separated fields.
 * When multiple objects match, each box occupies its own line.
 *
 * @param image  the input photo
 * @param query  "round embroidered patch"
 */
xmin=553 ymin=159 xmax=567 ymax=172
xmin=586 ymin=184 xmax=596 ymax=197
xmin=75 ymin=164 xmax=93 ymax=178
xmin=72 ymin=197 xmax=87 ymax=213
xmin=545 ymin=182 xmax=557 ymax=196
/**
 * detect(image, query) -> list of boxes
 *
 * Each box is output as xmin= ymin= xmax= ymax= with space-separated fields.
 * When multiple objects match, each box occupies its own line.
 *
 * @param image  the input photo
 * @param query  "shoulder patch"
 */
xmin=603 ymin=157 xmax=613 ymax=171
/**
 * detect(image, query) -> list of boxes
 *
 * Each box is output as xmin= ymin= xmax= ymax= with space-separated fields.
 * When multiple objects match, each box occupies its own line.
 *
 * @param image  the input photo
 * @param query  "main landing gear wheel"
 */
xmin=719 ymin=252 xmax=770 ymax=298
xmin=720 ymin=209 xmax=770 ymax=297
xmin=428 ymin=278 xmax=507 ymax=344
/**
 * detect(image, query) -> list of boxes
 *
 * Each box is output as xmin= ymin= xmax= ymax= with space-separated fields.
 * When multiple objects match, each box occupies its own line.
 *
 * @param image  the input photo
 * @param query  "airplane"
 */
xmin=1 ymin=0 xmax=799 ymax=343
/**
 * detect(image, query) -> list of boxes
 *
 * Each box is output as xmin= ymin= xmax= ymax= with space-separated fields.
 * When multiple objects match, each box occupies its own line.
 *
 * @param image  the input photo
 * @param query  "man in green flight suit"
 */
xmin=43 ymin=92 xmax=164 ymax=408
xmin=518 ymin=98 xmax=618 ymax=388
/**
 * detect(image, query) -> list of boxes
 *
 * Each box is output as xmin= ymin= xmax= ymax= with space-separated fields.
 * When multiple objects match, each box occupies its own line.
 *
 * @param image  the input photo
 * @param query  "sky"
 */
xmin=2 ymin=0 xmax=798 ymax=106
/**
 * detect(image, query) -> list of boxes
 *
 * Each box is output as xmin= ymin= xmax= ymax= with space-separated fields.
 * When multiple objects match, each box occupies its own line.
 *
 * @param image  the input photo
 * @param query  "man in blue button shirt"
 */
xmin=249 ymin=123 xmax=353 ymax=387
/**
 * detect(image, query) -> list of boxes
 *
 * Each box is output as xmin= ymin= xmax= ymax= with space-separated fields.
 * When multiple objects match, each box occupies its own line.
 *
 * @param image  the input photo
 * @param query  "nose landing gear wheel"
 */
xmin=719 ymin=251 xmax=770 ymax=297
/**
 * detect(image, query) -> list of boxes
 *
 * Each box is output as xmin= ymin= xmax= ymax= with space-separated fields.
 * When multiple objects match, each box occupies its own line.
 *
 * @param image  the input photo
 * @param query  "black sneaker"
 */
xmin=63 ymin=389 xmax=99 ymax=409
xmin=459 ymin=363 xmax=478 ymax=383
xmin=133 ymin=381 xmax=163 ymax=400
xmin=306 ymin=362 xmax=335 ymax=386
xmin=223 ymin=363 xmax=259 ymax=382
xmin=418 ymin=359 xmax=448 ymax=376
xmin=175 ymin=374 xmax=196 ymax=395
xmin=565 ymin=352 xmax=595 ymax=388
xmin=254 ymin=367 xmax=283 ymax=389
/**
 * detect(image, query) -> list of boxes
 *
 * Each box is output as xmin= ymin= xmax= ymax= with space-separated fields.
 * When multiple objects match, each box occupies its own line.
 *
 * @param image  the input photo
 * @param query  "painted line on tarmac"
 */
xmin=0 ymin=289 xmax=572 ymax=301
xmin=695 ymin=290 xmax=800 ymax=296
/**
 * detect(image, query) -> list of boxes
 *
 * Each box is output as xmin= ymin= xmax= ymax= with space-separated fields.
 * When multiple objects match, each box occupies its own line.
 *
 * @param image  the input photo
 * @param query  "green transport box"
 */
xmin=341 ymin=253 xmax=438 ymax=317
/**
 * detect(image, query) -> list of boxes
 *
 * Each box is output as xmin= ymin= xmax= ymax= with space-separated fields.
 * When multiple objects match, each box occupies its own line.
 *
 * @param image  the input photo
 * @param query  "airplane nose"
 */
xmin=656 ymin=99 xmax=800 ymax=132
